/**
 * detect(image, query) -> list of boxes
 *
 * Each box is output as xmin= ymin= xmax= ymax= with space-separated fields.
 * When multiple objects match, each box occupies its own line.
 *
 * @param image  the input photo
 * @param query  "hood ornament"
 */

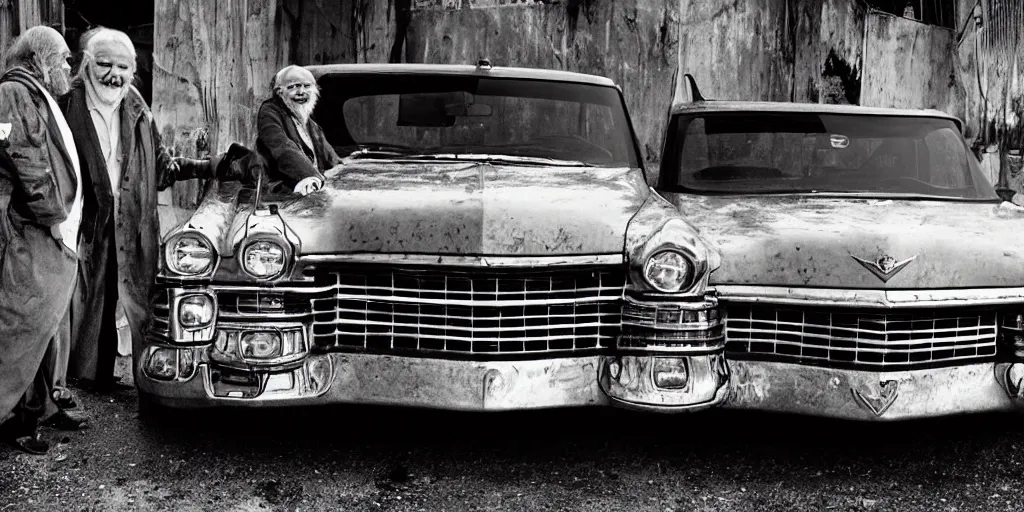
xmin=851 ymin=254 xmax=917 ymax=282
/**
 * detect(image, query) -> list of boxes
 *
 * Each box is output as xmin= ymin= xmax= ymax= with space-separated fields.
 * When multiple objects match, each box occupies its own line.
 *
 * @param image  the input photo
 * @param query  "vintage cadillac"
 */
xmin=139 ymin=63 xmax=1024 ymax=420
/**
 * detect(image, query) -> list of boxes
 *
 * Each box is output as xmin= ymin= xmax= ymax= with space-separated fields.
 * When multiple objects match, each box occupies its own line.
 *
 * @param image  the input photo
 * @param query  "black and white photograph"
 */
xmin=1 ymin=0 xmax=1023 ymax=510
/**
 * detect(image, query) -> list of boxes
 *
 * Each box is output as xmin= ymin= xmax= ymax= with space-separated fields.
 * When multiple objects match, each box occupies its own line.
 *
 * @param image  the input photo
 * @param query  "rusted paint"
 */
xmin=177 ymin=181 xmax=245 ymax=255
xmin=273 ymin=161 xmax=650 ymax=255
xmin=664 ymin=192 xmax=1024 ymax=289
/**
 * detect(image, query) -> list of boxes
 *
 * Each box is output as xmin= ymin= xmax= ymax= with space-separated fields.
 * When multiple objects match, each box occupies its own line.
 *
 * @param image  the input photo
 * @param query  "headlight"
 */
xmin=239 ymin=332 xmax=282 ymax=359
xmin=166 ymin=234 xmax=214 ymax=275
xmin=242 ymin=240 xmax=286 ymax=278
xmin=145 ymin=348 xmax=178 ymax=380
xmin=178 ymin=294 xmax=214 ymax=328
xmin=643 ymin=249 xmax=694 ymax=293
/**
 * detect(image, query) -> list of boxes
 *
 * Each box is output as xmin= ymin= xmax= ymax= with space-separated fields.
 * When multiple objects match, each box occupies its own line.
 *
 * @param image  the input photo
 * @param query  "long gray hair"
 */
xmin=3 ymin=25 xmax=66 ymax=77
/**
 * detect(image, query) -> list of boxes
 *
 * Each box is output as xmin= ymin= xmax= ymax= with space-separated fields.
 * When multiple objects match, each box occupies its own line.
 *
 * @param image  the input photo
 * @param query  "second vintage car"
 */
xmin=139 ymin=64 xmax=1024 ymax=420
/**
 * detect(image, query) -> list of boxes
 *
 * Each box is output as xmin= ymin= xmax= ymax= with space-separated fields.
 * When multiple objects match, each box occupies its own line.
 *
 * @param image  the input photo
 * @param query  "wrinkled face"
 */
xmin=84 ymin=38 xmax=135 ymax=105
xmin=275 ymin=67 xmax=319 ymax=121
xmin=41 ymin=45 xmax=73 ymax=96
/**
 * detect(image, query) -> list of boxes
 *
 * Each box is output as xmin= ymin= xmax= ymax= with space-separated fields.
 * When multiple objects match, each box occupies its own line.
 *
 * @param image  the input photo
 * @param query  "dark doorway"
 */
xmin=864 ymin=0 xmax=957 ymax=29
xmin=63 ymin=0 xmax=155 ymax=105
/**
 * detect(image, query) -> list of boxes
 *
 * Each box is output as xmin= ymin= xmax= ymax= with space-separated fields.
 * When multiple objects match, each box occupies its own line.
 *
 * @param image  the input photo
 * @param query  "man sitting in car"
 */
xmin=256 ymin=65 xmax=342 ymax=196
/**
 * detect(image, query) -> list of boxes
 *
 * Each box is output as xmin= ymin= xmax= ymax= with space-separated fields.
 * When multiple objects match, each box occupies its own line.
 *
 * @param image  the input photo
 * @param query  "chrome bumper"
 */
xmin=136 ymin=350 xmax=1024 ymax=419
xmin=725 ymin=361 xmax=1020 ymax=420
xmin=137 ymin=353 xmax=606 ymax=411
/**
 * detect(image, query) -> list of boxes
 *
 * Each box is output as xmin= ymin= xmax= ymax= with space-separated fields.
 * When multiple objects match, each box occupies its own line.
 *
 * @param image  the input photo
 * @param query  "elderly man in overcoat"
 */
xmin=60 ymin=27 xmax=225 ymax=392
xmin=0 ymin=26 xmax=83 ymax=454
xmin=256 ymin=64 xmax=342 ymax=196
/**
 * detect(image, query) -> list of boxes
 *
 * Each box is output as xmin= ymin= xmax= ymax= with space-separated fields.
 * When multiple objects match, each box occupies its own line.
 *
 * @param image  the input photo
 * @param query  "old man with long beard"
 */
xmin=256 ymin=65 xmax=341 ymax=196
xmin=0 ymin=26 xmax=84 ymax=454
xmin=59 ymin=27 xmax=223 ymax=393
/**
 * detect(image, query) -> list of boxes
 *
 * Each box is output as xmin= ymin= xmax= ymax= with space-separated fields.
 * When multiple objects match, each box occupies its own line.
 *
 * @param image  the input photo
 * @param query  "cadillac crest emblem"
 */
xmin=851 ymin=254 xmax=917 ymax=283
xmin=851 ymin=379 xmax=900 ymax=417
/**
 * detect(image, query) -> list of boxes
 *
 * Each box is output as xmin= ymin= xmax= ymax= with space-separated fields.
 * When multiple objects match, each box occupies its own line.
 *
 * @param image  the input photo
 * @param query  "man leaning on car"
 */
xmin=256 ymin=65 xmax=342 ymax=196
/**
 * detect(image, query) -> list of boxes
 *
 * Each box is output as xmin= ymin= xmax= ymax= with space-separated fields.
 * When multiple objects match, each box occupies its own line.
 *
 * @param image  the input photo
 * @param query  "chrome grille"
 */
xmin=311 ymin=266 xmax=624 ymax=356
xmin=725 ymin=305 xmax=998 ymax=370
xmin=149 ymin=290 xmax=170 ymax=337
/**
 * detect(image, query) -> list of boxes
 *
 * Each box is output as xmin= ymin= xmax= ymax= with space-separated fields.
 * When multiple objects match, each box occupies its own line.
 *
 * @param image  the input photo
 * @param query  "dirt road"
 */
xmin=2 ymin=357 xmax=1023 ymax=512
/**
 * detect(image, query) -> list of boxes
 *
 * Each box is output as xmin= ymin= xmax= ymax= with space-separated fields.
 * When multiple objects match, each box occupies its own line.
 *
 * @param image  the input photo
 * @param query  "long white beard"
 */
xmin=284 ymin=95 xmax=318 ymax=125
xmin=93 ymin=82 xmax=128 ymax=105
xmin=85 ymin=69 xmax=129 ymax=108
xmin=44 ymin=66 xmax=72 ymax=96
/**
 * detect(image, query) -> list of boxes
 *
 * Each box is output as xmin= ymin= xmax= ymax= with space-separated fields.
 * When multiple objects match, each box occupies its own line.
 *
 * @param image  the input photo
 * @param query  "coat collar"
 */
xmin=2 ymin=67 xmax=76 ymax=173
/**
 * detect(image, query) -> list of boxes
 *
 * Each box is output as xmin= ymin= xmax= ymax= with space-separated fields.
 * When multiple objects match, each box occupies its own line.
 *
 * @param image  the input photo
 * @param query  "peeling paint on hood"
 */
xmin=663 ymin=193 xmax=1024 ymax=289
xmin=275 ymin=161 xmax=650 ymax=256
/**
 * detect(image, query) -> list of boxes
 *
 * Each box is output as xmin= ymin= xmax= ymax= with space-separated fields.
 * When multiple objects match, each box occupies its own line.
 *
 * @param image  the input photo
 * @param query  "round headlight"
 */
xmin=167 ymin=234 xmax=214 ymax=275
xmin=242 ymin=240 xmax=286 ymax=278
xmin=643 ymin=249 xmax=694 ymax=293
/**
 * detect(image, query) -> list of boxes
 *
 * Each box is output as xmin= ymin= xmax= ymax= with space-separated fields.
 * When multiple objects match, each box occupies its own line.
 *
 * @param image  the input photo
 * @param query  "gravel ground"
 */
xmin=2 ymin=357 xmax=1024 ymax=512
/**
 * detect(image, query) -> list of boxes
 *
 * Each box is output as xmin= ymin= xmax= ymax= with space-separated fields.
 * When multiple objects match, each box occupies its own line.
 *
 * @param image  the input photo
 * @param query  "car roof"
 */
xmin=306 ymin=63 xmax=618 ymax=88
xmin=670 ymin=100 xmax=962 ymax=124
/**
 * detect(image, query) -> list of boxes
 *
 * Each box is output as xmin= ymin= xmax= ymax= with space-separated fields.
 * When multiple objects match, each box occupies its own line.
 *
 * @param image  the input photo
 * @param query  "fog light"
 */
xmin=240 ymin=332 xmax=281 ymax=359
xmin=653 ymin=357 xmax=689 ymax=389
xmin=146 ymin=348 xmax=178 ymax=380
xmin=179 ymin=294 xmax=214 ymax=328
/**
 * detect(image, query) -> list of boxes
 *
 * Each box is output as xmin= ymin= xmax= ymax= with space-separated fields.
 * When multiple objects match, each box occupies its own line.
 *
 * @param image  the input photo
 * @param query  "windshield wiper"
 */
xmin=405 ymin=153 xmax=593 ymax=167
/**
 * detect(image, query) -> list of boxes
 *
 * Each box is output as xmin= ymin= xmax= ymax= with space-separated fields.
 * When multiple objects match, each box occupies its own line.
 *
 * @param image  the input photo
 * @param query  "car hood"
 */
xmin=274 ymin=161 xmax=650 ymax=255
xmin=663 ymin=193 xmax=1024 ymax=289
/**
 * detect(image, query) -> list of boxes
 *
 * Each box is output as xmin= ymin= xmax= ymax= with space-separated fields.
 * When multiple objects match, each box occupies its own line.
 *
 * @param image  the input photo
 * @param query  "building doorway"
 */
xmin=63 ymin=0 xmax=155 ymax=104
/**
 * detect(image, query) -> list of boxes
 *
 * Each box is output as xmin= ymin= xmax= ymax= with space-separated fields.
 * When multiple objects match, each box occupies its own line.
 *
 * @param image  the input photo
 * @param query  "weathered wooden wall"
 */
xmin=151 ymin=0 xmax=1021 ymax=212
xmin=677 ymin=0 xmax=793 ymax=102
xmin=953 ymin=0 xmax=1023 ymax=194
xmin=0 ymin=0 xmax=64 ymax=56
xmin=792 ymin=0 xmax=865 ymax=104
xmin=153 ymin=0 xmax=397 ymax=209
xmin=406 ymin=0 xmax=679 ymax=165
xmin=860 ymin=11 xmax=961 ymax=114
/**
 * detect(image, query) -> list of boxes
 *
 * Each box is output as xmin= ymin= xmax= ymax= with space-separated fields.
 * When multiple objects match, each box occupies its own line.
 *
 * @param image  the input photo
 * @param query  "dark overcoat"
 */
xmin=255 ymin=97 xmax=341 ymax=192
xmin=0 ymin=68 xmax=80 ymax=425
xmin=60 ymin=81 xmax=215 ymax=382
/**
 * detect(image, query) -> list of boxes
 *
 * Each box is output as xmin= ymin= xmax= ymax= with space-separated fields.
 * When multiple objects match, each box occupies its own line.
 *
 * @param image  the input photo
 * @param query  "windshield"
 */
xmin=658 ymin=112 xmax=998 ymax=200
xmin=312 ymin=74 xmax=641 ymax=168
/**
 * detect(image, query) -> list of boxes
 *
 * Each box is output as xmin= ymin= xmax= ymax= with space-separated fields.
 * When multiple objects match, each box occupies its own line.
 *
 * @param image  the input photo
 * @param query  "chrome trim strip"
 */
xmin=715 ymin=285 xmax=1024 ymax=308
xmin=323 ymin=308 xmax=619 ymax=323
xmin=320 ymin=329 xmax=615 ymax=344
xmin=219 ymin=312 xmax=312 ymax=321
xmin=319 ymin=318 xmax=617 ymax=335
xmin=209 ymin=284 xmax=334 ymax=294
xmin=322 ymin=293 xmax=614 ymax=307
xmin=730 ymin=328 xmax=995 ymax=349
xmin=299 ymin=253 xmax=625 ymax=267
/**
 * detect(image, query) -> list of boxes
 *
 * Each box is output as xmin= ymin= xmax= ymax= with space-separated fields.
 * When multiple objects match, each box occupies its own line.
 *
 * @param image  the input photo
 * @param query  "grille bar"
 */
xmin=725 ymin=305 xmax=999 ymax=370
xmin=312 ymin=266 xmax=625 ymax=356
